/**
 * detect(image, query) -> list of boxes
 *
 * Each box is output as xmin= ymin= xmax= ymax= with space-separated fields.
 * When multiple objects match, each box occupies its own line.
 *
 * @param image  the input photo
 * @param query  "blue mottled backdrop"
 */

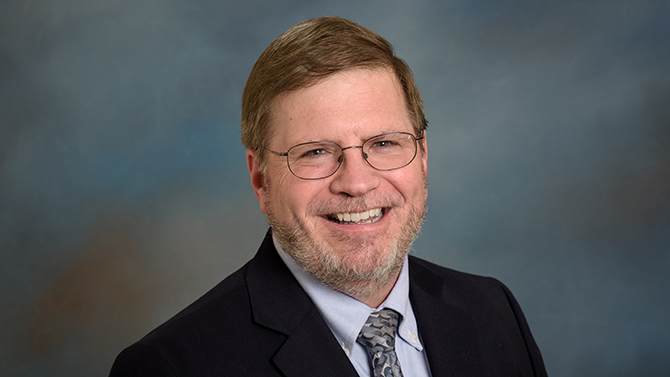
xmin=1 ymin=1 xmax=669 ymax=376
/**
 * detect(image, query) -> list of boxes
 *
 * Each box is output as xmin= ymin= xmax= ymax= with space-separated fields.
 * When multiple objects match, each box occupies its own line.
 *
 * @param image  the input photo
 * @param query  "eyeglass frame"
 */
xmin=264 ymin=131 xmax=425 ymax=180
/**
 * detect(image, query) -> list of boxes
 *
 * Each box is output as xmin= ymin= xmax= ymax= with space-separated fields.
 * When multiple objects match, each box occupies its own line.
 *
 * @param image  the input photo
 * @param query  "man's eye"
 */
xmin=371 ymin=140 xmax=399 ymax=148
xmin=300 ymin=148 xmax=328 ymax=158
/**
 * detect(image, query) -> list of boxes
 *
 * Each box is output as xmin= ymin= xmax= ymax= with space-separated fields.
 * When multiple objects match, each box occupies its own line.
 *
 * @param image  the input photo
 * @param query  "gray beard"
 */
xmin=267 ymin=196 xmax=426 ymax=299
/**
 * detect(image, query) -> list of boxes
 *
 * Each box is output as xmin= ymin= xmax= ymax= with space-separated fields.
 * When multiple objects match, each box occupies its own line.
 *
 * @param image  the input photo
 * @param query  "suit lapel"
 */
xmin=245 ymin=231 xmax=358 ymax=377
xmin=272 ymin=306 xmax=358 ymax=377
xmin=409 ymin=257 xmax=486 ymax=377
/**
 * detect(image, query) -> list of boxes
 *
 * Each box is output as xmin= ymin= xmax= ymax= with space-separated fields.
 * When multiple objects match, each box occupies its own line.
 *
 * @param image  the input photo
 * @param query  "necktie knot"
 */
xmin=357 ymin=309 xmax=404 ymax=377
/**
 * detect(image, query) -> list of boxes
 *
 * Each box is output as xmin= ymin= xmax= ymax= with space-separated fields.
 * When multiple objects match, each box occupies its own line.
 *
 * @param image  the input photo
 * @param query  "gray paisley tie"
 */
xmin=357 ymin=309 xmax=404 ymax=377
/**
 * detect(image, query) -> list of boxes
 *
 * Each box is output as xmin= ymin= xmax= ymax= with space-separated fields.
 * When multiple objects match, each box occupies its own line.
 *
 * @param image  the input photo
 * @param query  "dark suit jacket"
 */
xmin=109 ymin=230 xmax=547 ymax=376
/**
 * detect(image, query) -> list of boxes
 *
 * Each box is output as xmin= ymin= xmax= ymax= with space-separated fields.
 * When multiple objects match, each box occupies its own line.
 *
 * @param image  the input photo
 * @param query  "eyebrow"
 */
xmin=290 ymin=129 xmax=410 ymax=145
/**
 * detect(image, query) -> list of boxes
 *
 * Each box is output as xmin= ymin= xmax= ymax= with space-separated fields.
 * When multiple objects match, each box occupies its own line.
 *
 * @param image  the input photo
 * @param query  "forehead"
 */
xmin=268 ymin=68 xmax=412 ymax=147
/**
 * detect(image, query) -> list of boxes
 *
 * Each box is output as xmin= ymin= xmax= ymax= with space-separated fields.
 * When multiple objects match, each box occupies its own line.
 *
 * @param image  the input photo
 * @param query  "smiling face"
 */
xmin=247 ymin=68 xmax=427 ymax=303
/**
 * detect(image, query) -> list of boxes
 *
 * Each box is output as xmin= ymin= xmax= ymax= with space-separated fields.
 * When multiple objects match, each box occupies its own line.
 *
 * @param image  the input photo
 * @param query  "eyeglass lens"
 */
xmin=286 ymin=132 xmax=419 ymax=179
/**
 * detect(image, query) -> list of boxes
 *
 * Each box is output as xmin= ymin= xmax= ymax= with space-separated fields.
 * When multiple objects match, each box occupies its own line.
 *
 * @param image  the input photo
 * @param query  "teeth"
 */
xmin=331 ymin=208 xmax=383 ymax=224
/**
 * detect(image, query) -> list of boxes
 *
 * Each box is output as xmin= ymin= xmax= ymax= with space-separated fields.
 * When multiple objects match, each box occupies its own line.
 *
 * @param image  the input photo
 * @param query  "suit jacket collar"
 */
xmin=409 ymin=257 xmax=486 ymax=376
xmin=245 ymin=231 xmax=359 ymax=377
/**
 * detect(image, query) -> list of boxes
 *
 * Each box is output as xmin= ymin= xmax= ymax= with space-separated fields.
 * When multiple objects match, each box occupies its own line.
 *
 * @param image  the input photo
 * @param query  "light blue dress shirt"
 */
xmin=274 ymin=236 xmax=432 ymax=377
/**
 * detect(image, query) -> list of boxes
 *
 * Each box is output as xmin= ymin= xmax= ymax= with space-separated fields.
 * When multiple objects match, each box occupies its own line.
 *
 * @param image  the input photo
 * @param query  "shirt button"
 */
xmin=411 ymin=332 xmax=418 ymax=341
xmin=342 ymin=344 xmax=350 ymax=356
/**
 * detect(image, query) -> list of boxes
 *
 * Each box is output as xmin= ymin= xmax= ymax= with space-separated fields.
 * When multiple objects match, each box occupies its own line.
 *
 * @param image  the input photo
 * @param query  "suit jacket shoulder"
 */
xmin=109 ymin=232 xmax=357 ymax=377
xmin=408 ymin=256 xmax=547 ymax=377
xmin=109 ymin=259 xmax=269 ymax=376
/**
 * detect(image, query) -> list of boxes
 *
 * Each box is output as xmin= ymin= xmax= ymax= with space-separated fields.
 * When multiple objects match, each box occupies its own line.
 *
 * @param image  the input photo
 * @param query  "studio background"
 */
xmin=1 ymin=1 xmax=668 ymax=376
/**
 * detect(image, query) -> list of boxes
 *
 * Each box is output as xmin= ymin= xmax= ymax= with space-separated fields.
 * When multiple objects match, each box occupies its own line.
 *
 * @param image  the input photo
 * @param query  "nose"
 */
xmin=329 ymin=147 xmax=380 ymax=197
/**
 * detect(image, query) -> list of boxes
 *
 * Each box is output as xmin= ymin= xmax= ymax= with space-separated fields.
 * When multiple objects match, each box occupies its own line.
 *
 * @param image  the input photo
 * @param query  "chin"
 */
xmin=268 ymin=200 xmax=426 ymax=297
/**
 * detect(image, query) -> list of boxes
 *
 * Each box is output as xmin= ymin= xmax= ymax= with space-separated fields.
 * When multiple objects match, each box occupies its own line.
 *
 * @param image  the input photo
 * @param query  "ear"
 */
xmin=420 ymin=130 xmax=428 ymax=174
xmin=247 ymin=149 xmax=268 ymax=214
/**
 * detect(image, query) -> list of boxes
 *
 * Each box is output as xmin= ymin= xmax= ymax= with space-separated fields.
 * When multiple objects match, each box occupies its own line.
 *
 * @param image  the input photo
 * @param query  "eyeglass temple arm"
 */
xmin=265 ymin=149 xmax=289 ymax=157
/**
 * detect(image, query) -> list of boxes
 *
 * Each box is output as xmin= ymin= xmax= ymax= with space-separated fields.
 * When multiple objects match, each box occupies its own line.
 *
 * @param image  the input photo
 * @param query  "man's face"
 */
xmin=247 ymin=68 xmax=427 ymax=298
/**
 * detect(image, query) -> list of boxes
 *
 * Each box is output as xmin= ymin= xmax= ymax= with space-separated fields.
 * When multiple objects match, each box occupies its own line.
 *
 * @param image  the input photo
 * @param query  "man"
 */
xmin=110 ymin=17 xmax=547 ymax=377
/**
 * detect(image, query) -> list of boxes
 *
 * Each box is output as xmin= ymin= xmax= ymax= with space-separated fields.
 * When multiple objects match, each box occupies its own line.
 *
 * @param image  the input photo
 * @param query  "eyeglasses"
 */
xmin=265 ymin=132 xmax=424 ymax=180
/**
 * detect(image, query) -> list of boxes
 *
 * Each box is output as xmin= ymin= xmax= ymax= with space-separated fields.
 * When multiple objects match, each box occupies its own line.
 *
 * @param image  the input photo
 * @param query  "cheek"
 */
xmin=265 ymin=159 xmax=293 ymax=193
xmin=389 ymin=167 xmax=425 ymax=199
xmin=267 ymin=173 xmax=312 ymax=213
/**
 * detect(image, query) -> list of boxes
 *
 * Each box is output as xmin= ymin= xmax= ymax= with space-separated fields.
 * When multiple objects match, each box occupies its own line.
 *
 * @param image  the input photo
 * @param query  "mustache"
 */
xmin=307 ymin=192 xmax=403 ymax=215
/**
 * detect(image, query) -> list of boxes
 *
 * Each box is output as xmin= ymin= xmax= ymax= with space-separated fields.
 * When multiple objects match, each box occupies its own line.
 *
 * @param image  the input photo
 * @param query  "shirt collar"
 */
xmin=273 ymin=235 xmax=424 ymax=354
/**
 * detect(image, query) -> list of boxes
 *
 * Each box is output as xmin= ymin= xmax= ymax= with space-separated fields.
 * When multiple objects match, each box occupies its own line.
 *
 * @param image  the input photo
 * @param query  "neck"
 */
xmin=347 ymin=269 xmax=401 ymax=308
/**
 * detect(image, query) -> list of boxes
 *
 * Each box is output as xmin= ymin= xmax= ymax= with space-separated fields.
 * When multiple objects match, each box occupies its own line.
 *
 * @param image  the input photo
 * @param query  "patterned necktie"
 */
xmin=357 ymin=309 xmax=404 ymax=377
